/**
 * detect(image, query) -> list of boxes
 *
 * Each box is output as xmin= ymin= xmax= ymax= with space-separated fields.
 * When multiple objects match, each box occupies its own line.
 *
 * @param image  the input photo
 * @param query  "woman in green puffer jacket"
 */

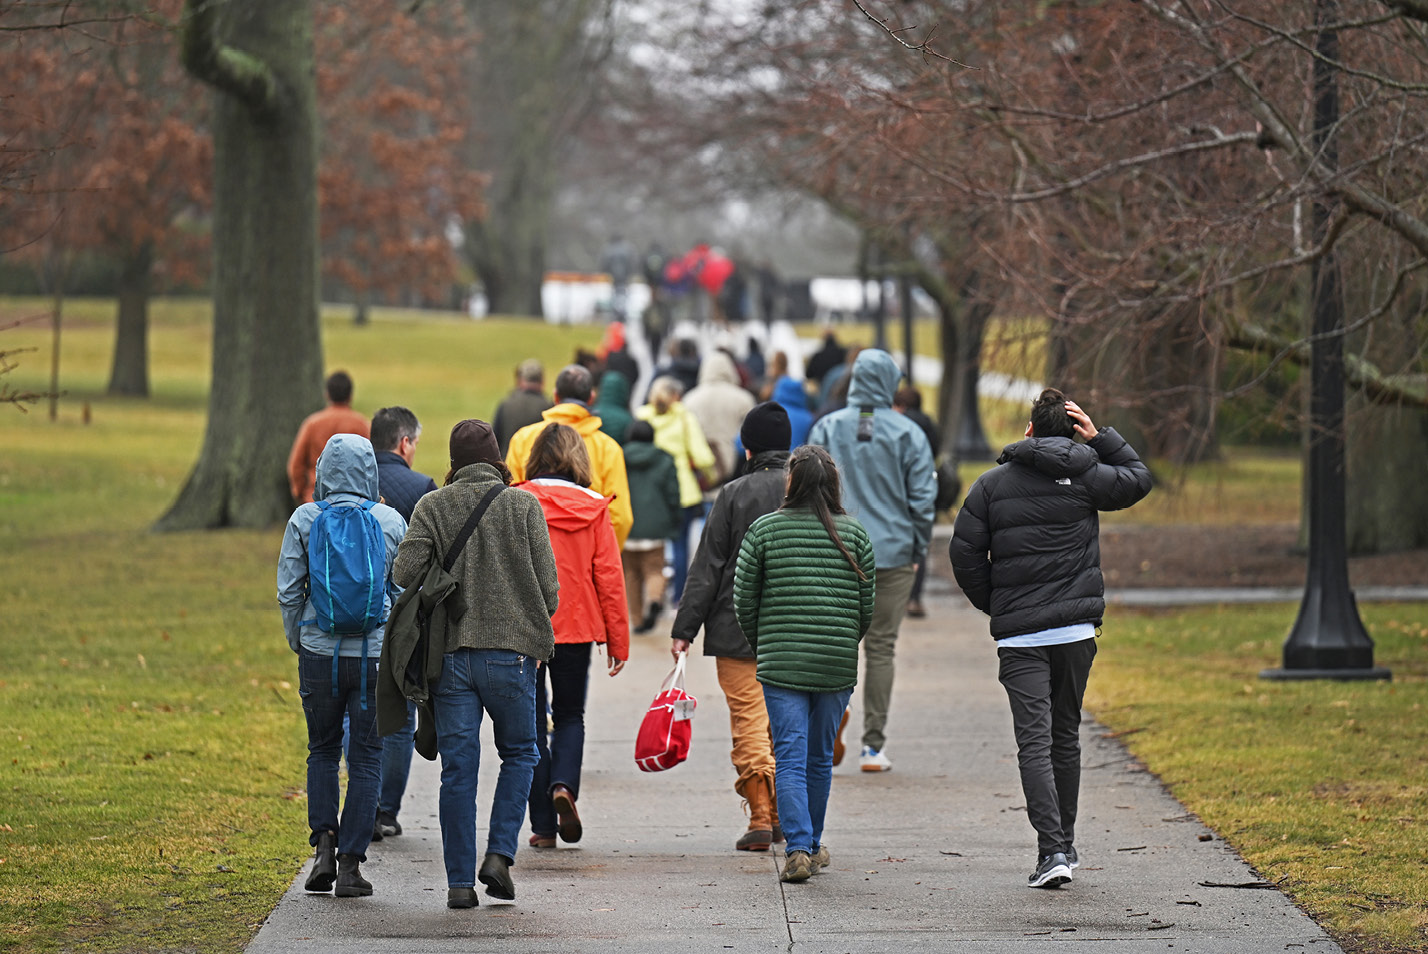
xmin=733 ymin=445 xmax=876 ymax=884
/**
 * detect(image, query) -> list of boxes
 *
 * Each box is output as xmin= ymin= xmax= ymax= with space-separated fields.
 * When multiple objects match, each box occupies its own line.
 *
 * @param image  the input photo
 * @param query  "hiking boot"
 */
xmin=304 ymin=830 xmax=337 ymax=892
xmin=735 ymin=828 xmax=773 ymax=852
xmin=478 ymin=853 xmax=515 ymax=900
xmin=781 ymin=850 xmax=814 ymax=883
xmin=812 ymin=844 xmax=830 ymax=870
xmin=1066 ymin=846 xmax=1080 ymax=869
xmin=376 ymin=811 xmax=402 ymax=838
xmin=832 ymin=708 xmax=850 ymax=766
xmin=906 ymin=599 xmax=927 ymax=618
xmin=551 ymin=785 xmax=583 ymax=843
xmin=859 ymin=746 xmax=892 ymax=772
xmin=334 ymin=854 xmax=372 ymax=897
xmin=447 ymin=887 xmax=478 ymax=909
xmin=528 ymin=832 xmax=556 ymax=849
xmin=1028 ymin=852 xmax=1073 ymax=889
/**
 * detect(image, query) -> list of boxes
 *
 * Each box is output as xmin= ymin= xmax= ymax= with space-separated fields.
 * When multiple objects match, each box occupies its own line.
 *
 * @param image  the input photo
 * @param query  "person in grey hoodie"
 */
xmin=807 ymin=349 xmax=936 ymax=773
xmin=277 ymin=433 xmax=408 ymax=899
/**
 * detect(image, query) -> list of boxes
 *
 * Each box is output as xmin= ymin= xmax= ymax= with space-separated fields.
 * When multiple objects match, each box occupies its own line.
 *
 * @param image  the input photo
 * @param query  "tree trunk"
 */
xmin=1345 ymin=402 xmax=1428 ymax=553
xmin=158 ymin=0 xmax=322 ymax=530
xmin=466 ymin=166 xmax=550 ymax=317
xmin=954 ymin=300 xmax=995 ymax=460
xmin=107 ymin=242 xmax=153 ymax=397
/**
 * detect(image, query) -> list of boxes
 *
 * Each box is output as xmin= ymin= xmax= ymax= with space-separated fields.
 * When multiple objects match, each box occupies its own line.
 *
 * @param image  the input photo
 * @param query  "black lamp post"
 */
xmin=1261 ymin=0 xmax=1388 ymax=682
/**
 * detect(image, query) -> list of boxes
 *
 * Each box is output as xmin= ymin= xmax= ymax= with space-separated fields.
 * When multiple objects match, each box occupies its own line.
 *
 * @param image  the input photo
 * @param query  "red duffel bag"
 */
xmin=634 ymin=651 xmax=697 ymax=772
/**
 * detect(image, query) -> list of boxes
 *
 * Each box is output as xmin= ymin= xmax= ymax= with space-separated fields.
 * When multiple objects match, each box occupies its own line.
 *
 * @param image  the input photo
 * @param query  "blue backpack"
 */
xmin=304 ymin=499 xmax=387 ymax=707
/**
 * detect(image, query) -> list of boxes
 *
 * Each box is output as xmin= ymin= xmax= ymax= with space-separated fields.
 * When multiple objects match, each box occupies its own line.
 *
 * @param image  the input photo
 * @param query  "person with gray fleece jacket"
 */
xmin=390 ymin=419 xmax=559 ymax=909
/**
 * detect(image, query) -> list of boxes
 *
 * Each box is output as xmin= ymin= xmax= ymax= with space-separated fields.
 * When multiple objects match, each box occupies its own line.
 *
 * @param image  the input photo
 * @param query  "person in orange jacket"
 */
xmin=516 ymin=422 xmax=629 ymax=848
xmin=287 ymin=371 xmax=370 ymax=505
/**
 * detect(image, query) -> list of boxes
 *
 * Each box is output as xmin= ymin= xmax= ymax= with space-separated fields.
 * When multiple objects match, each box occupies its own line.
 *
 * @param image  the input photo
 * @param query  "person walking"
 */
xmin=492 ymin=360 xmax=553 ymax=456
xmin=391 ymin=420 xmax=559 ymax=909
xmin=368 ymin=406 xmax=438 ymax=841
xmin=622 ymin=421 xmax=682 ymax=633
xmin=636 ymin=376 xmax=717 ymax=607
xmin=287 ymin=370 xmax=370 ymax=506
xmin=682 ymin=349 xmax=755 ymax=489
xmin=733 ymin=445 xmax=876 ymax=883
xmin=277 ymin=434 xmax=407 ymax=898
xmin=517 ymin=423 xmax=630 ymax=848
xmin=591 ymin=369 xmax=635 ymax=446
xmin=949 ymin=390 xmax=1152 ymax=889
xmin=671 ymin=402 xmax=792 ymax=852
xmin=506 ymin=364 xmax=634 ymax=549
xmin=807 ymin=349 xmax=935 ymax=773
xmin=892 ymin=387 xmax=942 ymax=619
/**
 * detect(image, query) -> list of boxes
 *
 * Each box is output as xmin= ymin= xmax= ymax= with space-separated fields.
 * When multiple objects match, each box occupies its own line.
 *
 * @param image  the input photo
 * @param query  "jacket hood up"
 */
xmin=542 ymin=402 xmax=604 ymax=439
xmin=314 ymin=433 xmax=380 ymax=501
xmin=845 ymin=349 xmax=901 ymax=409
xmin=524 ymin=477 xmax=613 ymax=532
xmin=772 ymin=375 xmax=809 ymax=409
xmin=594 ymin=370 xmax=631 ymax=410
xmin=998 ymin=436 xmax=1099 ymax=479
xmin=697 ymin=350 xmax=741 ymax=388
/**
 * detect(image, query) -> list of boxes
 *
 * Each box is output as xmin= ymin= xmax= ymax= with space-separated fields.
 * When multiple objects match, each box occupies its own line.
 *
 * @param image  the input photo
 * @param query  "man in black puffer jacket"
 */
xmin=950 ymin=389 xmax=1152 ymax=890
xmin=672 ymin=402 xmax=792 ymax=853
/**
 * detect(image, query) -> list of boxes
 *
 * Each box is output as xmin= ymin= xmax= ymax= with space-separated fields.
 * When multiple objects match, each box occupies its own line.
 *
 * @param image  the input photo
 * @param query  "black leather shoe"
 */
xmin=303 ymin=830 xmax=337 ymax=892
xmin=551 ymin=785 xmax=582 ymax=843
xmin=478 ymin=852 xmax=515 ymax=900
xmin=447 ymin=887 xmax=479 ymax=909
xmin=334 ymin=854 xmax=372 ymax=897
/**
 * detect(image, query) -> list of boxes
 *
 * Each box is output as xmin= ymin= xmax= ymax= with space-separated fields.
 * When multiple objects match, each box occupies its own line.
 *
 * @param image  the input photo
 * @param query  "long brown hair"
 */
xmin=525 ymin=422 xmax=592 ymax=487
xmin=781 ymin=445 xmax=866 ymax=580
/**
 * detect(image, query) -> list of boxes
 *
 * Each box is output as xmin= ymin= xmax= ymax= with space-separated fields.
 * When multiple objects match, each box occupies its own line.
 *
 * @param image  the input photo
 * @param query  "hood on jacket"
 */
xmin=314 ymin=433 xmax=380 ymax=501
xmin=697 ymin=350 xmax=741 ymax=388
xmin=594 ymin=370 xmax=631 ymax=410
xmin=542 ymin=402 xmax=603 ymax=439
xmin=998 ymin=436 xmax=1099 ymax=479
xmin=845 ymin=349 xmax=902 ymax=409
xmin=772 ymin=375 xmax=810 ymax=411
xmin=525 ymin=477 xmax=613 ymax=532
xmin=622 ymin=440 xmax=673 ymax=472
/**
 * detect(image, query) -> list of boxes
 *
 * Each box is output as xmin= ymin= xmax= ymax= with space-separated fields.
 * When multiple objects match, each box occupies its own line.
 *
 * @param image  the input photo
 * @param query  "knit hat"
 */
xmin=740 ymin=401 xmax=791 ymax=455
xmin=449 ymin=419 xmax=501 ymax=471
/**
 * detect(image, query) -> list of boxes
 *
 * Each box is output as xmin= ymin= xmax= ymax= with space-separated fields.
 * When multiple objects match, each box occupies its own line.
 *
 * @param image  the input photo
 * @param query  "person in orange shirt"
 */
xmin=287 ymin=371 xmax=371 ymax=505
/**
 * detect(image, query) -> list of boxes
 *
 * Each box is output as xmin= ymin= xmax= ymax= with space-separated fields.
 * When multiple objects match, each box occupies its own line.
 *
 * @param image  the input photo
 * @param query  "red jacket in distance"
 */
xmin=521 ymin=477 xmax=630 ymax=660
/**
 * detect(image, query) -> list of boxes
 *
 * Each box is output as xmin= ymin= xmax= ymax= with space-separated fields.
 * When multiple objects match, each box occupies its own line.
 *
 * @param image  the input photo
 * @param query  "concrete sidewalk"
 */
xmin=247 ymin=573 xmax=1343 ymax=954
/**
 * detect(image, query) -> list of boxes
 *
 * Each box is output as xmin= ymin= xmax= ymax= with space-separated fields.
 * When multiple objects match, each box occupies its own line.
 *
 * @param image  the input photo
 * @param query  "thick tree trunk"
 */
xmin=1345 ymin=402 xmax=1428 ymax=553
xmin=466 ymin=170 xmax=550 ymax=317
xmin=954 ymin=300 xmax=994 ymax=460
xmin=158 ymin=0 xmax=321 ymax=530
xmin=107 ymin=242 xmax=153 ymax=397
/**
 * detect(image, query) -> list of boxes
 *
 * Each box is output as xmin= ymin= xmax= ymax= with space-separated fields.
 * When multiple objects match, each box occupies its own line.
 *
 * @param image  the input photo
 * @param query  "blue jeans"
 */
xmin=762 ymin=684 xmax=854 ymax=857
xmin=528 ymin=642 xmax=592 ymax=836
xmin=670 ymin=505 xmax=703 ymax=605
xmin=298 ymin=650 xmax=381 ymax=861
xmin=379 ymin=699 xmax=417 ymax=819
xmin=433 ymin=649 xmax=539 ymax=888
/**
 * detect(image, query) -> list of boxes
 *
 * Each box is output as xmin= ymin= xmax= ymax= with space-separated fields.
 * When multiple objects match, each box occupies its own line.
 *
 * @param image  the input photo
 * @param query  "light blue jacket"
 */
xmin=277 ymin=433 xmax=407 ymax=656
xmin=807 ymin=349 xmax=936 ymax=568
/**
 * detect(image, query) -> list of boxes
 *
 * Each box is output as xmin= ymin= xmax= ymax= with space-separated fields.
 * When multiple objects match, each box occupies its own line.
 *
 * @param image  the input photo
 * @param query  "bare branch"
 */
xmin=849 ymin=0 xmax=977 ymax=70
xmin=1385 ymin=0 xmax=1428 ymax=23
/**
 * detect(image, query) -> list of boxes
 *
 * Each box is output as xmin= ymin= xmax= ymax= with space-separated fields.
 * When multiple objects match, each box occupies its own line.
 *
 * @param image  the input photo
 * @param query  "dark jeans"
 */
xmin=379 ymin=699 xmax=417 ymax=819
xmin=670 ymin=505 xmax=703 ymax=605
xmin=528 ymin=641 xmax=593 ymax=836
xmin=298 ymin=649 xmax=381 ymax=861
xmin=997 ymin=638 xmax=1097 ymax=858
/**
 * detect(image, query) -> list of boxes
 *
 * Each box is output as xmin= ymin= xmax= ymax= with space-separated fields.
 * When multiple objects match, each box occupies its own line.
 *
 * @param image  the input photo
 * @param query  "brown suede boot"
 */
xmin=735 ymin=775 xmax=774 ymax=851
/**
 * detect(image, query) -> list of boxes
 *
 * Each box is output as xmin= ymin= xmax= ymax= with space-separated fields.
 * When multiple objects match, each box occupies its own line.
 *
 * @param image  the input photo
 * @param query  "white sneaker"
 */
xmin=859 ymin=746 xmax=892 ymax=772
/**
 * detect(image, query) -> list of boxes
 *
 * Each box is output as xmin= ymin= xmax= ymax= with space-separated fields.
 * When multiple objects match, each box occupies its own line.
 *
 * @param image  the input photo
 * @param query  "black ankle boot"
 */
xmin=304 ymin=830 xmax=337 ymax=892
xmin=334 ymin=853 xmax=372 ymax=897
xmin=478 ymin=852 xmax=515 ymax=900
xmin=638 ymin=601 xmax=663 ymax=632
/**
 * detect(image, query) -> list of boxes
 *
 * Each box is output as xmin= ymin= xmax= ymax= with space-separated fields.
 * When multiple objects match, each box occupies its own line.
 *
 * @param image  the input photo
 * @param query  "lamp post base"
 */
xmin=1260 ymin=666 xmax=1391 ymax=682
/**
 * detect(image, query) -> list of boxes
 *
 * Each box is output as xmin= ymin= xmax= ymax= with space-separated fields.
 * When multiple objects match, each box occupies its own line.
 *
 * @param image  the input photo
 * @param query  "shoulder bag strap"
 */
xmin=442 ymin=485 xmax=505 ymax=572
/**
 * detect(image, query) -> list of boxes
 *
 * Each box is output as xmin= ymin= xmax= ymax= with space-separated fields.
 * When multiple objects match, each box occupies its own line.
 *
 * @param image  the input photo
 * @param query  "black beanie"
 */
xmin=449 ymin=419 xmax=501 ymax=471
xmin=741 ymin=401 xmax=792 ymax=455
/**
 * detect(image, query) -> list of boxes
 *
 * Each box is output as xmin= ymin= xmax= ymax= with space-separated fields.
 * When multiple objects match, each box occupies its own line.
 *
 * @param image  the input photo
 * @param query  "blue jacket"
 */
xmin=807 ymin=350 xmax=935 ymax=568
xmin=277 ymin=434 xmax=408 ymax=656
xmin=772 ymin=376 xmax=813 ymax=449
xmin=375 ymin=450 xmax=437 ymax=523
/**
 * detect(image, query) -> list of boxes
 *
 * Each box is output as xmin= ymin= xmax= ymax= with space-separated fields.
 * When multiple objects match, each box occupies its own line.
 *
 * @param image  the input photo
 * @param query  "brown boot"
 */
xmin=736 ymin=775 xmax=774 ymax=851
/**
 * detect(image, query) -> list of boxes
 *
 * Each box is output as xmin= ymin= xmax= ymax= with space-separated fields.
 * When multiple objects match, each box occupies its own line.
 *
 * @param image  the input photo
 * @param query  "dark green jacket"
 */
xmin=733 ymin=509 xmax=876 ymax=692
xmin=592 ymin=371 xmax=634 ymax=445
xmin=623 ymin=440 xmax=682 ymax=541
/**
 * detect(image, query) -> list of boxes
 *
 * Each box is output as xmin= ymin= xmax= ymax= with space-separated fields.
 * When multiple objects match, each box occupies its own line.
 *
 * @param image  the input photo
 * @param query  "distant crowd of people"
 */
xmin=276 ymin=323 xmax=1151 ymax=905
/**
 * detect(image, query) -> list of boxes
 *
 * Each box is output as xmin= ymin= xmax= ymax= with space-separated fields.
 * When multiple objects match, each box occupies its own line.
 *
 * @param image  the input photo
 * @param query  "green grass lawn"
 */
xmin=1 ymin=298 xmax=1423 ymax=952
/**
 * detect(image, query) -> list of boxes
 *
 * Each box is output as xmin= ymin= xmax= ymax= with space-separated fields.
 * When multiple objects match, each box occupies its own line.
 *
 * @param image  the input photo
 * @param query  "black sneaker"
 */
xmin=1028 ymin=852 xmax=1072 ymax=889
xmin=376 ymin=811 xmax=402 ymax=838
xmin=1066 ymin=846 xmax=1080 ymax=869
